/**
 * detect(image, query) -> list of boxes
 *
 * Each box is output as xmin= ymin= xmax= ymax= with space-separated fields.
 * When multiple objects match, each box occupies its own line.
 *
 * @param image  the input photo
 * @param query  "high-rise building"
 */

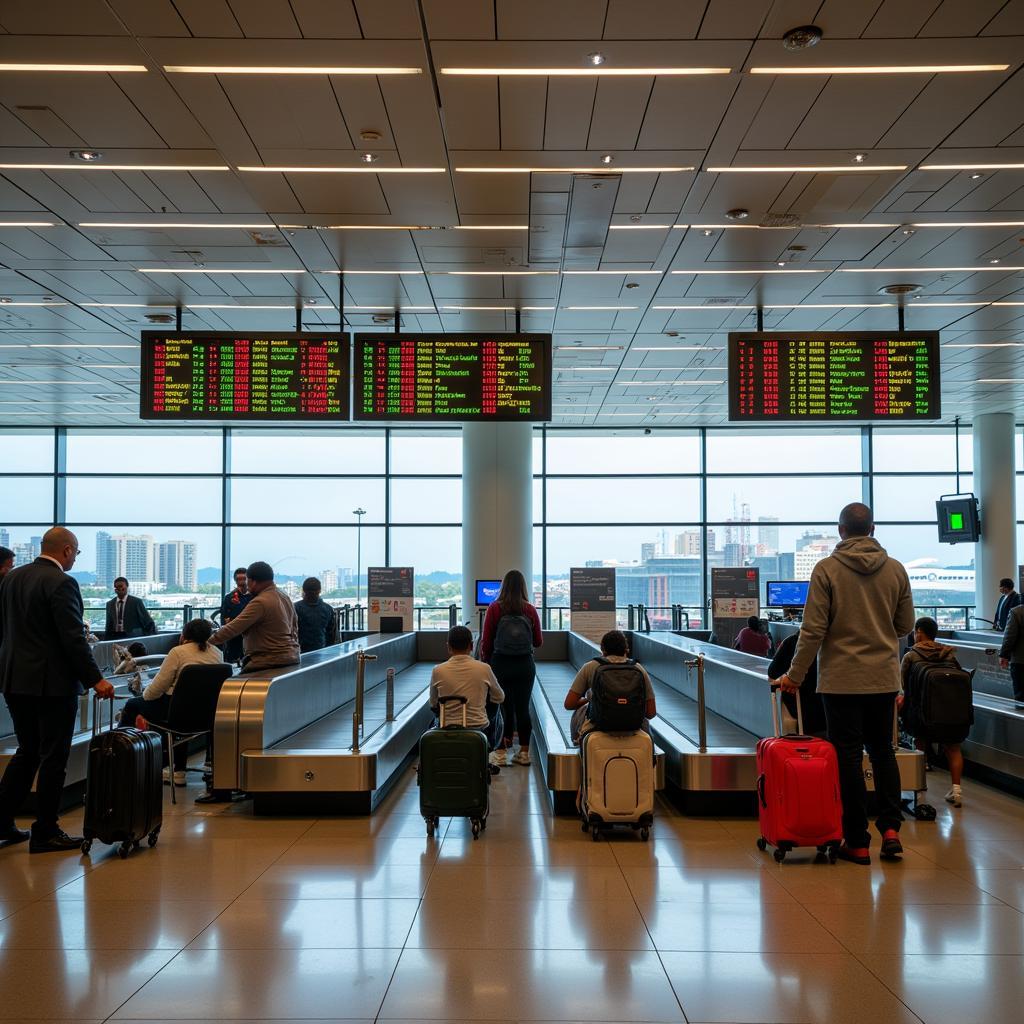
xmin=321 ymin=568 xmax=339 ymax=592
xmin=674 ymin=530 xmax=702 ymax=557
xmin=95 ymin=531 xmax=156 ymax=586
xmin=795 ymin=548 xmax=829 ymax=579
xmin=640 ymin=542 xmax=657 ymax=563
xmin=757 ymin=516 xmax=780 ymax=552
xmin=0 ymin=528 xmax=9 ymax=548
xmin=158 ymin=541 xmax=197 ymax=591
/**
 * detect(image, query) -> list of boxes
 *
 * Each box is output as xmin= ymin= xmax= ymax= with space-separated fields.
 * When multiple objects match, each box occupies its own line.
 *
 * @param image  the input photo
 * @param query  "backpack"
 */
xmin=587 ymin=657 xmax=647 ymax=732
xmin=493 ymin=612 xmax=533 ymax=656
xmin=905 ymin=658 xmax=974 ymax=740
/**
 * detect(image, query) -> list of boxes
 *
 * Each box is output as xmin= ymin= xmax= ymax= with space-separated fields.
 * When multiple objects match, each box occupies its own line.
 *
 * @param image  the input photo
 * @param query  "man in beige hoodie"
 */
xmin=778 ymin=503 xmax=915 ymax=866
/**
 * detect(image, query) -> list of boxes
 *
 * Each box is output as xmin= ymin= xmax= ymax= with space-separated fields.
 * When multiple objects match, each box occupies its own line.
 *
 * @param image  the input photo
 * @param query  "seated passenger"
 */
xmin=113 ymin=640 xmax=148 ymax=676
xmin=735 ymin=615 xmax=772 ymax=656
xmin=901 ymin=616 xmax=973 ymax=808
xmin=768 ymin=632 xmax=826 ymax=736
xmin=209 ymin=561 xmax=300 ymax=671
xmin=295 ymin=577 xmax=338 ymax=653
xmin=119 ymin=618 xmax=224 ymax=787
xmin=564 ymin=630 xmax=656 ymax=744
xmin=429 ymin=625 xmax=505 ymax=752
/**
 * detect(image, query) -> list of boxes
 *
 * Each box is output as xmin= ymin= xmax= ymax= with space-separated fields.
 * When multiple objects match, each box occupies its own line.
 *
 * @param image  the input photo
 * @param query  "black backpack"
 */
xmin=905 ymin=658 xmax=974 ymax=737
xmin=587 ymin=657 xmax=646 ymax=732
xmin=493 ymin=612 xmax=533 ymax=656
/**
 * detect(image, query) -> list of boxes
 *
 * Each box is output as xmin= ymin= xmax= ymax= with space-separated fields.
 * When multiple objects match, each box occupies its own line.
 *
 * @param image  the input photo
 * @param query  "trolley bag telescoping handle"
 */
xmin=768 ymin=681 xmax=804 ymax=736
xmin=92 ymin=691 xmax=116 ymax=736
xmin=437 ymin=694 xmax=468 ymax=728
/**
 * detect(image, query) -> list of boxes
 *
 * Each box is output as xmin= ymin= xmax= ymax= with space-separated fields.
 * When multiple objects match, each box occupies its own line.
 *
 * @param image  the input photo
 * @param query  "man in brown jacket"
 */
xmin=209 ymin=561 xmax=300 ymax=672
xmin=778 ymin=503 xmax=915 ymax=866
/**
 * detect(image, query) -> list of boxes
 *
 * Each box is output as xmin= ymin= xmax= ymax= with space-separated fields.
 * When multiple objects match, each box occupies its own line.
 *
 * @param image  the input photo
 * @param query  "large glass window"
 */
xmin=705 ymin=476 xmax=863 ymax=523
xmin=65 ymin=429 xmax=222 ymax=474
xmin=230 ymin=429 xmax=385 ymax=474
xmin=546 ymin=430 xmax=700 ymax=474
xmin=1 ymin=476 xmax=54 ymax=521
xmin=389 ymin=478 xmax=461 ymax=523
xmin=707 ymin=429 xmax=861 ymax=473
xmin=3 ymin=429 xmax=54 ymax=473
xmin=228 ymin=478 xmax=385 ymax=524
xmin=389 ymin=430 xmax=461 ymax=474
xmin=65 ymin=477 xmax=222 ymax=523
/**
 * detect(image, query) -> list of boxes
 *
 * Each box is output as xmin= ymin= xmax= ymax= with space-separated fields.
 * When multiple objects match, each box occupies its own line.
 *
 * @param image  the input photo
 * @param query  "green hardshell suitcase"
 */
xmin=418 ymin=696 xmax=489 ymax=838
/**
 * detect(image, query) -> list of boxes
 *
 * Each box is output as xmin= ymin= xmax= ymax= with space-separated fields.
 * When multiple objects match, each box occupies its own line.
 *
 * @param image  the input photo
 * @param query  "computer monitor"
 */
xmin=475 ymin=579 xmax=501 ymax=605
xmin=766 ymin=580 xmax=810 ymax=608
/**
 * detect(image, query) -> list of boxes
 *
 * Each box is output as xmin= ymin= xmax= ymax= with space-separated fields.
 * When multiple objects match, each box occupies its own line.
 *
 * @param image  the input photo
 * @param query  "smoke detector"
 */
xmin=726 ymin=208 xmax=750 ymax=221
xmin=879 ymin=283 xmax=922 ymax=296
xmin=782 ymin=25 xmax=823 ymax=51
xmin=359 ymin=130 xmax=382 ymax=142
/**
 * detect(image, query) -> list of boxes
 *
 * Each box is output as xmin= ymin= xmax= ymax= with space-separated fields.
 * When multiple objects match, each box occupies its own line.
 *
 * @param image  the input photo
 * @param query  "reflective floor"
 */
xmin=2 ymin=762 xmax=1023 ymax=1023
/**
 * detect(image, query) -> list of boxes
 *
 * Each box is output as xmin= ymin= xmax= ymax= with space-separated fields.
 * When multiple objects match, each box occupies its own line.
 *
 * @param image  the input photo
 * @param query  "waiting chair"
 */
xmin=146 ymin=663 xmax=233 ymax=804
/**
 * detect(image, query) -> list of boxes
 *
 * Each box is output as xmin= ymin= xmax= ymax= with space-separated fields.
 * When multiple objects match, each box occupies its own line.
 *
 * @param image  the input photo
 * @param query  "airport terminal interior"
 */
xmin=3 ymin=2 xmax=1024 ymax=1022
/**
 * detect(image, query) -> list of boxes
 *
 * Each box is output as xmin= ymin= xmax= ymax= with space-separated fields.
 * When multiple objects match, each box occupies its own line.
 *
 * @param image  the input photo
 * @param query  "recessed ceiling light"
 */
xmin=852 ymin=153 xmax=866 ymax=163
xmin=360 ymin=152 xmax=378 ymax=164
xmin=902 ymin=227 xmax=916 ymax=235
xmin=163 ymin=65 xmax=423 ymax=75
xmin=587 ymin=52 xmax=606 ymax=66
xmin=0 ymin=63 xmax=148 ymax=72
xmin=707 ymin=164 xmax=907 ymax=173
xmin=600 ymin=154 xmax=614 ymax=165
xmin=990 ymin=258 xmax=1001 ymax=264
xmin=776 ymin=261 xmax=787 ymax=267
xmin=69 ymin=149 xmax=102 ymax=162
xmin=750 ymin=64 xmax=1008 ymax=75
xmin=0 ymin=297 xmax=11 ymax=303
xmin=702 ymin=229 xmax=714 ymax=237
xmin=238 ymin=165 xmax=445 ymax=173
xmin=970 ymin=172 xmax=985 ymax=179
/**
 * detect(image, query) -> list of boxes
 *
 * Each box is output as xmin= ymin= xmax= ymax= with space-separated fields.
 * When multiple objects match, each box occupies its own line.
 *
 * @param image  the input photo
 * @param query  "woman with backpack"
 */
xmin=480 ymin=569 xmax=543 ymax=767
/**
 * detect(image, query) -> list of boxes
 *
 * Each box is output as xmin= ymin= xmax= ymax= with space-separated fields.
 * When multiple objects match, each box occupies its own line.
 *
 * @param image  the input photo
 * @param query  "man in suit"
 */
xmin=0 ymin=527 xmax=114 ymax=853
xmin=999 ymin=604 xmax=1024 ymax=702
xmin=105 ymin=577 xmax=156 ymax=639
xmin=994 ymin=578 xmax=1021 ymax=631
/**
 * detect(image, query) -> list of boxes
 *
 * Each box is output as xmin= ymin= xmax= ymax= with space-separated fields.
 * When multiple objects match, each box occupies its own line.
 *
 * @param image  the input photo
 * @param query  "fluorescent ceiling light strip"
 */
xmin=978 ymin=378 xmax=1024 ymax=382
xmin=239 ymin=165 xmax=445 ymax=173
xmin=189 ymin=303 xmax=329 ymax=310
xmin=706 ymin=165 xmax=907 ymax=173
xmin=919 ymin=163 xmax=1024 ymax=170
xmin=912 ymin=301 xmax=990 ymax=307
xmin=164 ymin=65 xmax=422 ymax=75
xmin=0 ymin=301 xmax=68 ymax=306
xmin=0 ymin=220 xmax=56 ymax=227
xmin=670 ymin=268 xmax=824 ymax=275
xmin=679 ymin=223 xmax=900 ymax=229
xmin=558 ymin=367 xmax=616 ymax=372
xmin=840 ymin=266 xmax=1024 ymax=272
xmin=911 ymin=221 xmax=1024 ymax=227
xmin=456 ymin=165 xmax=693 ymax=173
xmin=441 ymin=67 xmax=731 ymax=76
xmin=556 ymin=345 xmax=625 ymax=350
xmin=750 ymin=64 xmax=1008 ymax=75
xmin=654 ymin=304 xmax=755 ymax=310
xmin=346 ymin=305 xmax=434 ymax=310
xmin=435 ymin=270 xmax=557 ymax=276
xmin=442 ymin=305 xmax=555 ymax=310
xmin=0 ymin=380 xmax=98 ymax=385
xmin=80 ymin=221 xmax=278 ymax=229
xmin=562 ymin=270 xmax=662 ymax=275
xmin=991 ymin=302 xmax=1024 ymax=306
xmin=634 ymin=345 xmax=725 ymax=351
xmin=0 ymin=63 xmax=148 ymax=72
xmin=138 ymin=267 xmax=305 ymax=274
xmin=0 ymin=163 xmax=229 ymax=171
xmin=452 ymin=225 xmax=529 ymax=230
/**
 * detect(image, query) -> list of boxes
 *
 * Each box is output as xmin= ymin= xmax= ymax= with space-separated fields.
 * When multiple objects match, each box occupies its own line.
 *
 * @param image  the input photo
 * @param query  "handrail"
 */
xmin=351 ymin=650 xmax=377 ymax=753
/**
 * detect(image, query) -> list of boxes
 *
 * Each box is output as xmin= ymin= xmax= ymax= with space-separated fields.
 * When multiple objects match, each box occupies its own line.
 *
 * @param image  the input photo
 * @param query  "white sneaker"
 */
xmin=945 ymin=786 xmax=962 ymax=807
xmin=489 ymin=747 xmax=508 ymax=767
xmin=173 ymin=770 xmax=187 ymax=787
xmin=512 ymin=747 xmax=532 ymax=766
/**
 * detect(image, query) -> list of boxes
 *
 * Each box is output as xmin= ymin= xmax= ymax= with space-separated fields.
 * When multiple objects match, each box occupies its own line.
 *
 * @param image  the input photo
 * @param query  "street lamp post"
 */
xmin=353 ymin=507 xmax=366 ymax=610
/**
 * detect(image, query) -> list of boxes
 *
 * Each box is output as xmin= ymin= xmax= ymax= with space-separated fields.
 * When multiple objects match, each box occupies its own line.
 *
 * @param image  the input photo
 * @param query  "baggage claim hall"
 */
xmin=2 ymin=4 xmax=1024 ymax=1023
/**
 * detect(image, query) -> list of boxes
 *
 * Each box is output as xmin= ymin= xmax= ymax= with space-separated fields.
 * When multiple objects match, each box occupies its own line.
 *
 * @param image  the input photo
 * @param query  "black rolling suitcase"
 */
xmin=418 ymin=695 xmax=489 ymax=839
xmin=82 ymin=696 xmax=162 ymax=859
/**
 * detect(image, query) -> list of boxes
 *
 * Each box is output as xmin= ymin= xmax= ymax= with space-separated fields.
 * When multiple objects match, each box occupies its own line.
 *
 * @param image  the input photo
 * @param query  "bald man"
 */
xmin=0 ymin=527 xmax=114 ymax=853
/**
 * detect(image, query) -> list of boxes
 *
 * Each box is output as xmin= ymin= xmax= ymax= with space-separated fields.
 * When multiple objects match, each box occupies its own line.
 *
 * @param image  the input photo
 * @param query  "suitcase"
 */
xmin=756 ymin=687 xmax=842 ymax=863
xmin=578 ymin=728 xmax=654 ymax=841
xmin=418 ymin=695 xmax=489 ymax=839
xmin=82 ymin=696 xmax=163 ymax=859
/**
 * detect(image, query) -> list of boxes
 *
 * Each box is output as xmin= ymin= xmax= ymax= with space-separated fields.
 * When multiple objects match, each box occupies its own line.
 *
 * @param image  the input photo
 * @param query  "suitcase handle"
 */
xmin=756 ymin=772 xmax=767 ymax=809
xmin=92 ymin=691 xmax=116 ymax=737
xmin=768 ymin=682 xmax=803 ymax=736
xmin=438 ymin=694 xmax=468 ymax=728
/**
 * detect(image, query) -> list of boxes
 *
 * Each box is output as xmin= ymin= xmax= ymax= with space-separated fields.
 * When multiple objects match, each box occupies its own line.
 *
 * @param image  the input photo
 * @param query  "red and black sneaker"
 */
xmin=880 ymin=830 xmax=903 ymax=860
xmin=836 ymin=843 xmax=871 ymax=865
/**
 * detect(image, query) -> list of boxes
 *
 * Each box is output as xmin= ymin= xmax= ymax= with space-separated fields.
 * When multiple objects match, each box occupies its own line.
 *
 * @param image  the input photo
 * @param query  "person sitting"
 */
xmin=429 ymin=626 xmax=505 ymax=753
xmin=768 ymin=631 xmax=826 ymax=736
xmin=735 ymin=615 xmax=772 ymax=656
xmin=209 ymin=561 xmax=300 ymax=672
xmin=119 ymin=618 xmax=224 ymax=787
xmin=113 ymin=640 xmax=148 ymax=677
xmin=564 ymin=630 xmax=656 ymax=744
xmin=104 ymin=577 xmax=156 ymax=638
xmin=902 ymin=616 xmax=973 ymax=808
xmin=295 ymin=577 xmax=338 ymax=653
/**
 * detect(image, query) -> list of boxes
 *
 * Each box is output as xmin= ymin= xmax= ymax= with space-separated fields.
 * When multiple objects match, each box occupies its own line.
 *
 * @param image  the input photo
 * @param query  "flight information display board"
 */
xmin=140 ymin=331 xmax=350 ymax=420
xmin=728 ymin=331 xmax=940 ymax=421
xmin=353 ymin=333 xmax=551 ymax=421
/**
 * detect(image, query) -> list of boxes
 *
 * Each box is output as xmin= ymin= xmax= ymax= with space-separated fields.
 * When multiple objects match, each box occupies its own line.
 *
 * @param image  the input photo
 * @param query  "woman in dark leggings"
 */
xmin=480 ymin=569 xmax=543 ymax=767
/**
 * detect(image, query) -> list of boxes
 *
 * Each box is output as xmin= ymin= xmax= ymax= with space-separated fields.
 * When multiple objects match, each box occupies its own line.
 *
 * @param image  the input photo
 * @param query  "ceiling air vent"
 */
xmin=145 ymin=313 xmax=175 ymax=324
xmin=704 ymin=297 xmax=743 ymax=306
xmin=761 ymin=212 xmax=803 ymax=228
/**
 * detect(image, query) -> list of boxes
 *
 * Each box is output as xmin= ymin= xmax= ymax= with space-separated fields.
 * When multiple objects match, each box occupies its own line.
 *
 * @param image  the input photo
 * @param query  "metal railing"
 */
xmin=542 ymin=605 xmax=706 ymax=631
xmin=913 ymin=605 xmax=977 ymax=631
xmin=685 ymin=653 xmax=708 ymax=753
xmin=351 ymin=650 xmax=376 ymax=753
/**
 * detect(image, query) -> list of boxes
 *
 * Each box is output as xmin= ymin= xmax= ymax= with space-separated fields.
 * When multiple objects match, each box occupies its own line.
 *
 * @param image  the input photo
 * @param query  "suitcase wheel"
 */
xmin=424 ymin=816 xmax=439 ymax=838
xmin=118 ymin=840 xmax=132 ymax=859
xmin=80 ymin=839 xmax=92 ymax=856
xmin=773 ymin=848 xmax=786 ymax=863
xmin=580 ymin=820 xmax=589 ymax=833
xmin=756 ymin=837 xmax=767 ymax=852
xmin=640 ymin=827 xmax=650 ymax=842
xmin=590 ymin=824 xmax=601 ymax=842
xmin=471 ymin=819 xmax=482 ymax=840
xmin=148 ymin=830 xmax=159 ymax=848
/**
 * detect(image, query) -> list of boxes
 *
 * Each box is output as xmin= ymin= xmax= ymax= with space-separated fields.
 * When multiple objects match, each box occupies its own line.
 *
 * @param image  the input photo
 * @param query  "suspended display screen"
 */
xmin=140 ymin=331 xmax=350 ymax=420
xmin=728 ymin=331 xmax=940 ymax=421
xmin=353 ymin=333 xmax=551 ymax=421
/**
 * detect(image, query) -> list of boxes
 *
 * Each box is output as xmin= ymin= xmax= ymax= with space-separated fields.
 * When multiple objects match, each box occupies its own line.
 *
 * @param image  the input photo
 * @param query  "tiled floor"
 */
xmin=1 ymin=763 xmax=1023 ymax=1023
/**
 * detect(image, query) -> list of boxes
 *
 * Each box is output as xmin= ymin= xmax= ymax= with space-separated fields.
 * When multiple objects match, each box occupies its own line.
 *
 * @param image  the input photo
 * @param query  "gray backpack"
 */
xmin=493 ymin=612 xmax=533 ymax=656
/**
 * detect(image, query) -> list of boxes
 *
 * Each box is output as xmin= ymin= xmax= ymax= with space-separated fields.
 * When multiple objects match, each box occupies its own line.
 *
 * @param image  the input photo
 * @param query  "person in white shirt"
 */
xmin=429 ymin=626 xmax=505 ymax=751
xmin=118 ymin=618 xmax=224 ymax=786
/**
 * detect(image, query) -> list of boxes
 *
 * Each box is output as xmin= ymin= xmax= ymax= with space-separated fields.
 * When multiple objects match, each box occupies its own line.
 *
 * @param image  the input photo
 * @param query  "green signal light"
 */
xmin=949 ymin=512 xmax=964 ymax=531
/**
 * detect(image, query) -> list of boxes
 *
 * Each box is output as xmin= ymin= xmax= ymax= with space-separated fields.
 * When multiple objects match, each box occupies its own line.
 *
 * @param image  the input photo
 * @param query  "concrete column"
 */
xmin=972 ymin=412 xmax=1017 ymax=623
xmin=462 ymin=422 xmax=533 ymax=621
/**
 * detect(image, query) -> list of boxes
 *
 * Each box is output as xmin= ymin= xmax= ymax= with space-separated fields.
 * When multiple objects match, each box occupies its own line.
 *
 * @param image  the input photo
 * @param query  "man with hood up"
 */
xmin=777 ymin=503 xmax=915 ymax=866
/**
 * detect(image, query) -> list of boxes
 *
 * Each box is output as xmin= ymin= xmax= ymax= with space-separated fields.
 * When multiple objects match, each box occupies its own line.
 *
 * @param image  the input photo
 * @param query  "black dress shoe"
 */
xmin=29 ymin=830 xmax=85 ymax=854
xmin=0 ymin=825 xmax=31 ymax=847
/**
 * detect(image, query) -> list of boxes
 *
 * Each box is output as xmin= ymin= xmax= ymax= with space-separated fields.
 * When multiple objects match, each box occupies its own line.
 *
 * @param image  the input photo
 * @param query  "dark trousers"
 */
xmin=119 ymin=694 xmax=185 ymax=771
xmin=1011 ymin=664 xmax=1024 ymax=702
xmin=493 ymin=653 xmax=536 ymax=749
xmin=0 ymin=694 xmax=79 ymax=839
xmin=822 ymin=691 xmax=903 ymax=848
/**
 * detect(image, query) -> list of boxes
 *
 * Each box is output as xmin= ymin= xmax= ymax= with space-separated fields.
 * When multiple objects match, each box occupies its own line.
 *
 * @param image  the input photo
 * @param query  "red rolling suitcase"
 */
xmin=82 ymin=696 xmax=163 ymax=859
xmin=756 ymin=686 xmax=842 ymax=864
